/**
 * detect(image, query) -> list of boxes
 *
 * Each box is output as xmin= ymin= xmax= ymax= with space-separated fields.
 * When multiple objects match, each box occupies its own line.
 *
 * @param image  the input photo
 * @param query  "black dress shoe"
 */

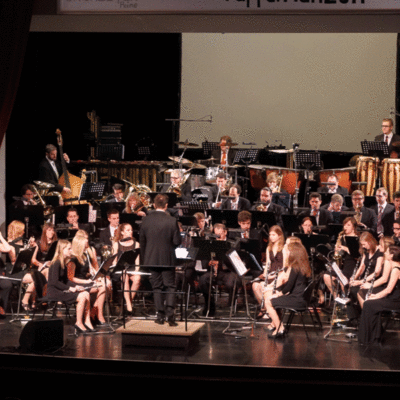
xmin=154 ymin=317 xmax=165 ymax=325
xmin=167 ymin=317 xmax=178 ymax=327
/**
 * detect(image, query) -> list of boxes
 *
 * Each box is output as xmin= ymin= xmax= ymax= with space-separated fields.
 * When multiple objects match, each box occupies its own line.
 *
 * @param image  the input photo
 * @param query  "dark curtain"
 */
xmin=0 ymin=0 xmax=35 ymax=148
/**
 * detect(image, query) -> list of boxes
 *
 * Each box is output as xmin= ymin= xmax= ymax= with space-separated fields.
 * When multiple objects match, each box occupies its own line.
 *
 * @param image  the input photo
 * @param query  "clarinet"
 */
xmin=347 ymin=257 xmax=361 ymax=297
xmin=272 ymin=267 xmax=284 ymax=295
xmin=365 ymin=271 xmax=376 ymax=300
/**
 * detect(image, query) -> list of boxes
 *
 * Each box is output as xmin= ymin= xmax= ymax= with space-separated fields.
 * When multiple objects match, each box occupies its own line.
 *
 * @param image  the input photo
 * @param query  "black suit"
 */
xmin=38 ymin=157 xmax=64 ymax=193
xmin=374 ymin=133 xmax=400 ymax=156
xmin=299 ymin=208 xmax=334 ymax=228
xmin=349 ymin=206 xmax=377 ymax=233
xmin=221 ymin=197 xmax=251 ymax=211
xmin=371 ymin=203 xmax=395 ymax=237
xmin=317 ymin=185 xmax=349 ymax=196
xmin=251 ymin=202 xmax=285 ymax=227
xmin=139 ymin=209 xmax=181 ymax=319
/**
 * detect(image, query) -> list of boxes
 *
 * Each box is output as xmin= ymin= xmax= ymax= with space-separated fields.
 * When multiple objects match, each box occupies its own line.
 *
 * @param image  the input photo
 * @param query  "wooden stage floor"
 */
xmin=1 ymin=296 xmax=400 ymax=397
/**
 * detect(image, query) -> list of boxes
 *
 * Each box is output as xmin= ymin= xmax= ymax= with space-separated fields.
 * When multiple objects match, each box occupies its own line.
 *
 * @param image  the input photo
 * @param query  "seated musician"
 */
xmin=123 ymin=192 xmax=147 ymax=217
xmin=349 ymin=190 xmax=377 ymax=234
xmin=198 ymin=223 xmax=240 ymax=317
xmin=299 ymin=192 xmax=334 ymax=232
xmin=166 ymin=169 xmax=192 ymax=202
xmin=10 ymin=184 xmax=38 ymax=208
xmin=252 ymin=225 xmax=285 ymax=318
xmin=370 ymin=187 xmax=395 ymax=238
xmin=192 ymin=212 xmax=212 ymax=238
xmin=393 ymin=219 xmax=400 ymax=246
xmin=38 ymin=143 xmax=71 ymax=196
xmin=211 ymin=172 xmax=229 ymax=206
xmin=317 ymin=174 xmax=348 ymax=196
xmin=66 ymin=207 xmax=92 ymax=236
xmin=105 ymin=183 xmax=125 ymax=203
xmin=99 ymin=208 xmax=120 ymax=247
xmin=211 ymin=135 xmax=235 ymax=172
xmin=251 ymin=186 xmax=284 ymax=226
xmin=112 ymin=223 xmax=140 ymax=316
xmin=299 ymin=217 xmax=316 ymax=235
xmin=266 ymin=172 xmax=286 ymax=194
xmin=220 ymin=184 xmax=251 ymax=211
xmin=321 ymin=194 xmax=348 ymax=223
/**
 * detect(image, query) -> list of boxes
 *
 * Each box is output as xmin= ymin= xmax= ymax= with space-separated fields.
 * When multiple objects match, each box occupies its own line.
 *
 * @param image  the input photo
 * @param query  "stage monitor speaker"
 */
xmin=19 ymin=318 xmax=64 ymax=353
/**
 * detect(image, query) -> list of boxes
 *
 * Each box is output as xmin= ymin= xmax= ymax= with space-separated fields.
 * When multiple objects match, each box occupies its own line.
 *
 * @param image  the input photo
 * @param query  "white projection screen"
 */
xmin=180 ymin=33 xmax=397 ymax=154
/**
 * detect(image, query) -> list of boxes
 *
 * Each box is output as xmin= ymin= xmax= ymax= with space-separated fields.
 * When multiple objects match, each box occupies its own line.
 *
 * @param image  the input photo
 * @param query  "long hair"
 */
xmin=124 ymin=192 xmax=141 ymax=214
xmin=114 ymin=223 xmax=133 ymax=242
xmin=342 ymin=217 xmax=358 ymax=236
xmin=380 ymin=236 xmax=395 ymax=254
xmin=286 ymin=242 xmax=312 ymax=278
xmin=71 ymin=231 xmax=88 ymax=265
xmin=359 ymin=231 xmax=378 ymax=254
xmin=7 ymin=220 xmax=25 ymax=242
xmin=51 ymin=239 xmax=71 ymax=269
xmin=267 ymin=225 xmax=285 ymax=253
xmin=40 ymin=222 xmax=58 ymax=252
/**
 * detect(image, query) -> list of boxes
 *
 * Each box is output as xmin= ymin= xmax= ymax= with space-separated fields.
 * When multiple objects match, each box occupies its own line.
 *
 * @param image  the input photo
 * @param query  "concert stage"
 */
xmin=1 ymin=299 xmax=400 ymax=398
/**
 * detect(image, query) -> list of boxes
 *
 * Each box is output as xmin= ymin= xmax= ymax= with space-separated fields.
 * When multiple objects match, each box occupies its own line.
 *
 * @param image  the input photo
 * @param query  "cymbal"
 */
xmin=190 ymin=163 xmax=207 ymax=169
xmin=168 ymin=156 xmax=193 ymax=166
xmin=268 ymin=149 xmax=294 ymax=154
xmin=34 ymin=180 xmax=54 ymax=188
xmin=175 ymin=141 xmax=198 ymax=147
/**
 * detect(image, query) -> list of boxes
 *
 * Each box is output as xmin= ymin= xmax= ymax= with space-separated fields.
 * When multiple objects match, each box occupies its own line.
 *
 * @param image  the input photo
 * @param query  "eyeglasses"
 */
xmin=382 ymin=125 xmax=391 ymax=128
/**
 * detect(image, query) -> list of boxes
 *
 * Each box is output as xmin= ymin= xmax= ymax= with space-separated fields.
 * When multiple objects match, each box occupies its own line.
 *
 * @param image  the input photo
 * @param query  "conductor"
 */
xmin=139 ymin=194 xmax=182 ymax=326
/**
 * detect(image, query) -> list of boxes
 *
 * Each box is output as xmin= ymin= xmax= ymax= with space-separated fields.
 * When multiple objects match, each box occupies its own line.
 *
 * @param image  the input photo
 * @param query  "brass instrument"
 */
xmin=333 ymin=231 xmax=346 ymax=264
xmin=354 ymin=205 xmax=362 ymax=225
xmin=166 ymin=170 xmax=190 ymax=197
xmin=32 ymin=184 xmax=54 ymax=217
xmin=255 ymin=202 xmax=268 ymax=211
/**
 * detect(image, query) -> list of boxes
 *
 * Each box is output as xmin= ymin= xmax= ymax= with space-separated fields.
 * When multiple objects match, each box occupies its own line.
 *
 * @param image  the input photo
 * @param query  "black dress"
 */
xmin=47 ymin=260 xmax=78 ymax=304
xmin=271 ymin=268 xmax=309 ymax=310
xmin=358 ymin=266 xmax=400 ymax=345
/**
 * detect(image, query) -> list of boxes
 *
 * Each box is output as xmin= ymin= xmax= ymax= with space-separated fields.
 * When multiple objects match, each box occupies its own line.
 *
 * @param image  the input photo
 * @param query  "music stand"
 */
xmin=202 ymin=141 xmax=219 ymax=158
xmin=8 ymin=205 xmax=44 ymax=235
xmin=99 ymin=202 xmax=125 ymax=220
xmin=272 ymin=192 xmax=291 ymax=209
xmin=250 ymin=211 xmax=277 ymax=231
xmin=79 ymin=181 xmax=106 ymax=202
xmin=206 ymin=209 xmax=239 ymax=229
xmin=282 ymin=214 xmax=301 ymax=237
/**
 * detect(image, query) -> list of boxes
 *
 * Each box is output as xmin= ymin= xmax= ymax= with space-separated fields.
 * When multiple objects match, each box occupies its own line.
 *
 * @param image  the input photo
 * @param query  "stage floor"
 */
xmin=1 ymin=296 xmax=400 ymax=397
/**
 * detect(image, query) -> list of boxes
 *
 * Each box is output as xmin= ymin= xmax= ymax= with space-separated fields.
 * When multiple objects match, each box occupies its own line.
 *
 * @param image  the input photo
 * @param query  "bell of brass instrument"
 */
xmin=32 ymin=184 xmax=54 ymax=217
xmin=333 ymin=231 xmax=346 ymax=264
xmin=100 ymin=244 xmax=112 ymax=261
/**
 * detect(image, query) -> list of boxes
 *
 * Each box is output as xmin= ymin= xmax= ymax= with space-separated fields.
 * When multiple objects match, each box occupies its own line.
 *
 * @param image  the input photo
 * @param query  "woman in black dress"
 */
xmin=264 ymin=241 xmax=312 ymax=338
xmin=112 ymin=223 xmax=140 ymax=315
xmin=47 ymin=239 xmax=94 ymax=334
xmin=252 ymin=225 xmax=284 ymax=316
xmin=358 ymin=245 xmax=400 ymax=345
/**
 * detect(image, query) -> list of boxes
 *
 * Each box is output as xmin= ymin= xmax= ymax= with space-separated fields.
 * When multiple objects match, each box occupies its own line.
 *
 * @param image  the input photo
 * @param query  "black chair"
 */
xmin=274 ymin=279 xmax=323 ymax=341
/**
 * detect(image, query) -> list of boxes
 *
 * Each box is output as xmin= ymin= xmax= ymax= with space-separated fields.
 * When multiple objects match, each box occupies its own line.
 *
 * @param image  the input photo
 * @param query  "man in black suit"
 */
xmin=349 ymin=190 xmax=377 ymax=234
xmin=374 ymin=118 xmax=400 ymax=158
xmin=99 ymin=209 xmax=120 ymax=247
xmin=221 ymin=184 xmax=251 ymax=211
xmin=321 ymin=193 xmax=349 ymax=224
xmin=371 ymin=187 xmax=395 ymax=237
xmin=38 ymin=144 xmax=71 ymax=195
xmin=317 ymin=174 xmax=348 ymax=196
xmin=139 ymin=194 xmax=181 ymax=326
xmin=251 ymin=187 xmax=285 ymax=227
xmin=299 ymin=192 xmax=334 ymax=231
xmin=104 ymin=183 xmax=125 ymax=203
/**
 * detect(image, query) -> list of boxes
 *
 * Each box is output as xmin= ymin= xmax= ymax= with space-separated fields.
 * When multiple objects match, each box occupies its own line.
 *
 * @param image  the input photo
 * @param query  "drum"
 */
xmin=356 ymin=156 xmax=379 ymax=197
xmin=248 ymin=165 xmax=300 ymax=195
xmin=205 ymin=167 xmax=222 ymax=184
xmin=318 ymin=167 xmax=355 ymax=194
xmin=382 ymin=158 xmax=400 ymax=202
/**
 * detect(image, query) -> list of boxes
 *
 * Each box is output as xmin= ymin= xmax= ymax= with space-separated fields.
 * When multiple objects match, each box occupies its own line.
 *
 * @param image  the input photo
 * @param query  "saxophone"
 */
xmin=333 ymin=231 xmax=346 ymax=264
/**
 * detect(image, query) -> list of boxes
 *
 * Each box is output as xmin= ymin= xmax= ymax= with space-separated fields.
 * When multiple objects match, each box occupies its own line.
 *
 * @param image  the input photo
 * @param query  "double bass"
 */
xmin=56 ymin=129 xmax=84 ymax=201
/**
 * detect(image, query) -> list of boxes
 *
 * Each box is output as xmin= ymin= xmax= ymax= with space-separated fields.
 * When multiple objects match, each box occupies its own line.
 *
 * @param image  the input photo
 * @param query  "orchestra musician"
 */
xmin=68 ymin=230 xmax=110 ymax=326
xmin=299 ymin=217 xmax=316 ymax=235
xmin=165 ymin=169 xmax=192 ymax=202
xmin=374 ymin=118 xmax=400 ymax=158
xmin=252 ymin=225 xmax=285 ymax=318
xmin=99 ymin=208 xmax=120 ymax=248
xmin=198 ymin=223 xmax=239 ymax=317
xmin=105 ymin=183 xmax=125 ymax=203
xmin=112 ymin=223 xmax=140 ymax=316
xmin=139 ymin=194 xmax=181 ymax=326
xmin=393 ymin=218 xmax=400 ymax=246
xmin=10 ymin=184 xmax=38 ymax=208
xmin=38 ymin=144 xmax=71 ymax=195
xmin=263 ymin=240 xmax=312 ymax=338
xmin=299 ymin=192 xmax=333 ymax=233
xmin=220 ymin=184 xmax=251 ymax=211
xmin=266 ymin=172 xmax=286 ymax=194
xmin=370 ymin=187 xmax=395 ymax=238
xmin=123 ymin=192 xmax=147 ymax=217
xmin=393 ymin=191 xmax=400 ymax=222
xmin=211 ymin=172 xmax=230 ymax=206
xmin=321 ymin=194 xmax=348 ymax=223
xmin=47 ymin=239 xmax=95 ymax=334
xmin=358 ymin=245 xmax=400 ymax=345
xmin=251 ymin=186 xmax=285 ymax=227
xmin=211 ymin=135 xmax=235 ymax=172
xmin=347 ymin=231 xmax=383 ymax=326
xmin=348 ymin=190 xmax=377 ymax=234
xmin=317 ymin=174 xmax=349 ymax=196
xmin=0 ymin=232 xmax=15 ymax=314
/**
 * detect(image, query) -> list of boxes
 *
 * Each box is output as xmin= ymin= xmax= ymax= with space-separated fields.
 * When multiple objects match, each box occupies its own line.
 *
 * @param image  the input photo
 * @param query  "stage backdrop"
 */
xmin=179 ymin=33 xmax=397 ymax=154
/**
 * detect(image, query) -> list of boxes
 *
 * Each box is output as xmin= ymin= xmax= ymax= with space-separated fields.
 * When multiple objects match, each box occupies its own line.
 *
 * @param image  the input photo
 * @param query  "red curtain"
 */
xmin=0 ymin=0 xmax=35 ymax=148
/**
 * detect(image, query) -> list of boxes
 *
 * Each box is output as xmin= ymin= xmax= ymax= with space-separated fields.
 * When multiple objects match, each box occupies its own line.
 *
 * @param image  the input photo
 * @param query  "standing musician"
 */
xmin=348 ymin=190 xmax=377 ymax=234
xmin=112 ymin=223 xmax=140 ymax=316
xmin=263 ymin=241 xmax=312 ymax=338
xmin=370 ymin=187 xmax=395 ymax=238
xmin=374 ymin=118 xmax=400 ymax=158
xmin=47 ymin=239 xmax=95 ymax=334
xmin=211 ymin=135 xmax=236 ymax=172
xmin=317 ymin=174 xmax=348 ymax=196
xmin=358 ymin=245 xmax=400 ymax=345
xmin=347 ymin=231 xmax=383 ymax=325
xmin=38 ymin=144 xmax=71 ymax=195
xmin=139 ymin=194 xmax=181 ymax=326
xmin=252 ymin=225 xmax=285 ymax=318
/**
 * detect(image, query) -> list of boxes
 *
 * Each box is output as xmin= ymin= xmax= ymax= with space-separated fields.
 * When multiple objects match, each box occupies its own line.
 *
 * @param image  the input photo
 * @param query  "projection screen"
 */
xmin=180 ymin=33 xmax=397 ymax=154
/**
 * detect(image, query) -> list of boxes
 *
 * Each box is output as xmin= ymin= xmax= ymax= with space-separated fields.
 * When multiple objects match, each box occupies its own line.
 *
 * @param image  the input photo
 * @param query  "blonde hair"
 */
xmin=71 ymin=231 xmax=88 ymax=265
xmin=7 ymin=220 xmax=25 ymax=242
xmin=51 ymin=239 xmax=71 ymax=269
